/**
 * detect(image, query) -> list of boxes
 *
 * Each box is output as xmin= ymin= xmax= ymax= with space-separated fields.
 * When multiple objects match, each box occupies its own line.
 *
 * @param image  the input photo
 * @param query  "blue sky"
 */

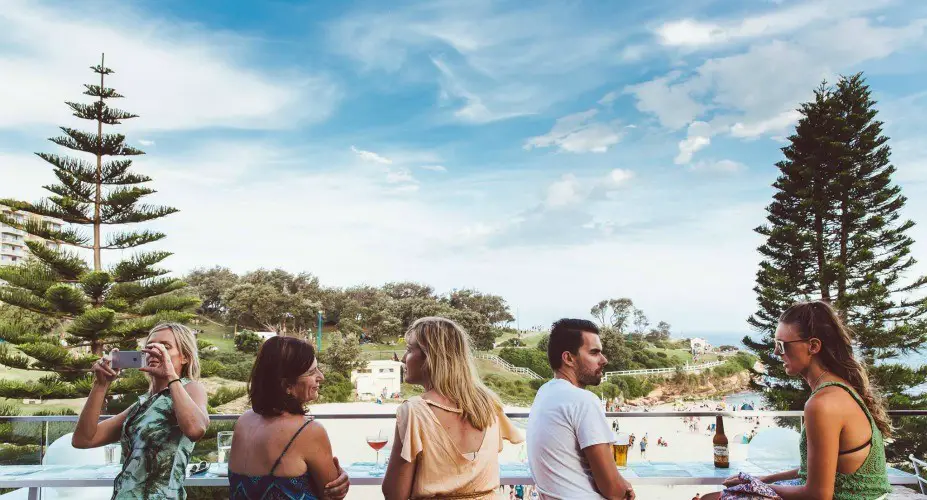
xmin=1 ymin=0 xmax=926 ymax=335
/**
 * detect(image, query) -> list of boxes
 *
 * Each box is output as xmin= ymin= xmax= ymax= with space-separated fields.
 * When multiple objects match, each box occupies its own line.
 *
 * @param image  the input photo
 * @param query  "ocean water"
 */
xmin=682 ymin=332 xmax=927 ymax=395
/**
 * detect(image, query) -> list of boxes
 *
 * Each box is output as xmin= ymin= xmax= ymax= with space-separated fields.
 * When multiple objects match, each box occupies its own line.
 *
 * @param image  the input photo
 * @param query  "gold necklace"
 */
xmin=810 ymin=370 xmax=829 ymax=390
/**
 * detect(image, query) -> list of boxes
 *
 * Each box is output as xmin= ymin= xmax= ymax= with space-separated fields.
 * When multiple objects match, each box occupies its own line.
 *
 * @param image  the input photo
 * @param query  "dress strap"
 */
xmin=422 ymin=398 xmax=463 ymax=414
xmin=812 ymin=381 xmax=875 ymax=453
xmin=269 ymin=418 xmax=314 ymax=476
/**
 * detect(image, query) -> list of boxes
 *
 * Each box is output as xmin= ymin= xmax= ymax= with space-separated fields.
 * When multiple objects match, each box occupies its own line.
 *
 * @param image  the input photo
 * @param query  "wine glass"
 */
xmin=366 ymin=430 xmax=389 ymax=470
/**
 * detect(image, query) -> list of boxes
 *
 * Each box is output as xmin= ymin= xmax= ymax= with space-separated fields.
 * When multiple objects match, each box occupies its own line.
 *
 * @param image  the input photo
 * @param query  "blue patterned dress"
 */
xmin=228 ymin=418 xmax=319 ymax=500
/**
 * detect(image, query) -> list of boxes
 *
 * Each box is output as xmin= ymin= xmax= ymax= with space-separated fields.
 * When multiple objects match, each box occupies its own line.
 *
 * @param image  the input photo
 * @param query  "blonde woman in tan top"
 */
xmin=382 ymin=317 xmax=524 ymax=500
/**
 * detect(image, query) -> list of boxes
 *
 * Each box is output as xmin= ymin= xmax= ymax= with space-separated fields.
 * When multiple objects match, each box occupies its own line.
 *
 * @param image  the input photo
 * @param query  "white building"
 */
xmin=1 ymin=205 xmax=63 ymax=266
xmin=251 ymin=331 xmax=278 ymax=341
xmin=690 ymin=337 xmax=712 ymax=355
xmin=351 ymin=360 xmax=402 ymax=400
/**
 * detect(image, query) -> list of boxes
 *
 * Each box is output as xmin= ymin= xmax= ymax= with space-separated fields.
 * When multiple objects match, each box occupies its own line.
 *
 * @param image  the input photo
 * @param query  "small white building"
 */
xmin=351 ymin=360 xmax=403 ymax=400
xmin=252 ymin=331 xmax=278 ymax=341
xmin=690 ymin=337 xmax=712 ymax=354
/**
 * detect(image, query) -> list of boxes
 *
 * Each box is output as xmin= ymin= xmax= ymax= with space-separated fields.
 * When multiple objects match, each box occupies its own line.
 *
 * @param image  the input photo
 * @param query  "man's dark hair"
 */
xmin=547 ymin=318 xmax=600 ymax=371
xmin=249 ymin=336 xmax=316 ymax=416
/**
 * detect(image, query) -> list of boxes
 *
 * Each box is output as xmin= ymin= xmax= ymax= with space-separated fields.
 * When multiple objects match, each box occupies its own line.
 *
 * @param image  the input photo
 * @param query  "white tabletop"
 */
xmin=0 ymin=461 xmax=917 ymax=489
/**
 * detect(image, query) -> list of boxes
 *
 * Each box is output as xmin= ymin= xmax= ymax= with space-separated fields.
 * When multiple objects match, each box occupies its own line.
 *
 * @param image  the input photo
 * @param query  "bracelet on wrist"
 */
xmin=167 ymin=378 xmax=183 ymax=388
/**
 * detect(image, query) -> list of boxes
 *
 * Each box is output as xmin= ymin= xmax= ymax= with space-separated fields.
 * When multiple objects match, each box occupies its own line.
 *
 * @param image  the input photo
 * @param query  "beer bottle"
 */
xmin=713 ymin=415 xmax=729 ymax=468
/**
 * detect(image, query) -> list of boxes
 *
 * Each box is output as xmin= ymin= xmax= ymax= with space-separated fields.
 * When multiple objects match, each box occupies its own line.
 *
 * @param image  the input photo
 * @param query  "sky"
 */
xmin=1 ymin=0 xmax=926 ymax=336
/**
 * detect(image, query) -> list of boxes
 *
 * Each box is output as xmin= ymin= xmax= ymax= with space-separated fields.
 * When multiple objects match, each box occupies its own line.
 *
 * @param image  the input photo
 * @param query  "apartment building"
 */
xmin=0 ymin=205 xmax=63 ymax=265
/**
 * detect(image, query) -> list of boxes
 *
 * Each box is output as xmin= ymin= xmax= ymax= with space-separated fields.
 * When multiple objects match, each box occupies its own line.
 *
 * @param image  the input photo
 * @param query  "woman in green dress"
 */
xmin=705 ymin=300 xmax=892 ymax=500
xmin=72 ymin=322 xmax=210 ymax=499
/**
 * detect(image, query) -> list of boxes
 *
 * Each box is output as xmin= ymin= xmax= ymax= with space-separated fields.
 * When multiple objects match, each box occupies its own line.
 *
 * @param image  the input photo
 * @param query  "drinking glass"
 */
xmin=104 ymin=443 xmax=120 ymax=465
xmin=613 ymin=433 xmax=630 ymax=469
xmin=217 ymin=431 xmax=233 ymax=464
xmin=366 ymin=430 xmax=389 ymax=470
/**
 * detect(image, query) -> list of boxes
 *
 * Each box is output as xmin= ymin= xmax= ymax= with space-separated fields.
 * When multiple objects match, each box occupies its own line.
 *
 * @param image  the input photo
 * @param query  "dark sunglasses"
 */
xmin=773 ymin=338 xmax=811 ymax=355
xmin=188 ymin=461 xmax=209 ymax=476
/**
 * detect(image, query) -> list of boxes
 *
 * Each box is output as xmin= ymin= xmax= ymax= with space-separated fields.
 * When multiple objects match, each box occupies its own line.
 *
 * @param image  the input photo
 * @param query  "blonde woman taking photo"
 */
xmin=382 ymin=317 xmax=524 ymax=500
xmin=72 ymin=323 xmax=209 ymax=499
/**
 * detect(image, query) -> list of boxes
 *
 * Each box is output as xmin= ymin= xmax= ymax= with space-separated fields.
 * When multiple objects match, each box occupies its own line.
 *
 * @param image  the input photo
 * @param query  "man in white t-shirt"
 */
xmin=527 ymin=319 xmax=634 ymax=499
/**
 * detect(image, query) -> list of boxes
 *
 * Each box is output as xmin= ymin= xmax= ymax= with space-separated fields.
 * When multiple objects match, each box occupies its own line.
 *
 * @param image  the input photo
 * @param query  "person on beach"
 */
xmin=639 ymin=435 xmax=647 ymax=458
xmin=527 ymin=319 xmax=635 ymax=499
xmin=703 ymin=301 xmax=892 ymax=500
xmin=228 ymin=336 xmax=350 ymax=500
xmin=382 ymin=317 xmax=523 ymax=500
xmin=72 ymin=323 xmax=210 ymax=499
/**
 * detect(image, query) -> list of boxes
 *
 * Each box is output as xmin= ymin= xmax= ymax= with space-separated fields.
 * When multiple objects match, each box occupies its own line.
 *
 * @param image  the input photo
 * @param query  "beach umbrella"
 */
xmin=740 ymin=403 xmax=755 ymax=410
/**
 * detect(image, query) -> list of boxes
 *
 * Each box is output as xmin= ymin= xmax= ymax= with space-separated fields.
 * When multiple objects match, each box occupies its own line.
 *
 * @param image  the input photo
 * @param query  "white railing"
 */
xmin=604 ymin=360 xmax=725 ymax=379
xmin=474 ymin=352 xmax=543 ymax=380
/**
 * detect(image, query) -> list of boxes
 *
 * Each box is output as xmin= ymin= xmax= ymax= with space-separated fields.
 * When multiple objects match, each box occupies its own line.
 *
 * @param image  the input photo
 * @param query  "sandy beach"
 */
xmin=310 ymin=395 xmax=790 ymax=499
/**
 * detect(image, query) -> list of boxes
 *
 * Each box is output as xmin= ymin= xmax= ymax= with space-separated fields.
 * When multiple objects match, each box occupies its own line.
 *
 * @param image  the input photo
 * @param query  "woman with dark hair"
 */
xmin=228 ymin=336 xmax=350 ymax=500
xmin=704 ymin=300 xmax=892 ymax=500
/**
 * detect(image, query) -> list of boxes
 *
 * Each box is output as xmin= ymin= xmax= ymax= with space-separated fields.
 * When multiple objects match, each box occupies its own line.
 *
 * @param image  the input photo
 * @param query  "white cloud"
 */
xmin=420 ymin=165 xmax=448 ymax=172
xmin=623 ymin=71 xmax=706 ymax=130
xmin=675 ymin=121 xmax=712 ymax=165
xmin=331 ymin=2 xmax=638 ymax=123
xmin=630 ymin=14 xmax=927 ymax=148
xmin=0 ymin=1 xmax=339 ymax=131
xmin=598 ymin=91 xmax=619 ymax=106
xmin=138 ymin=139 xmax=155 ymax=146
xmin=690 ymin=159 xmax=745 ymax=173
xmin=545 ymin=174 xmax=583 ymax=208
xmin=730 ymin=110 xmax=802 ymax=138
xmin=603 ymin=169 xmax=634 ymax=189
xmin=655 ymin=0 xmax=885 ymax=48
xmin=385 ymin=168 xmax=417 ymax=185
xmin=351 ymin=146 xmax=393 ymax=165
xmin=431 ymin=57 xmax=533 ymax=123
xmin=525 ymin=109 xmax=624 ymax=153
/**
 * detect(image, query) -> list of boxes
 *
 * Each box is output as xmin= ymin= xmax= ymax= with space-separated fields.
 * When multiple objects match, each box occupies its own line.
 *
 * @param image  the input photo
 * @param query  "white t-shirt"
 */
xmin=526 ymin=379 xmax=615 ymax=499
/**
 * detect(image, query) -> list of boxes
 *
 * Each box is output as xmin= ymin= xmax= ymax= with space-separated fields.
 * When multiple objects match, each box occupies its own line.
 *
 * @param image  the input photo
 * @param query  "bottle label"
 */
xmin=714 ymin=445 xmax=729 ymax=458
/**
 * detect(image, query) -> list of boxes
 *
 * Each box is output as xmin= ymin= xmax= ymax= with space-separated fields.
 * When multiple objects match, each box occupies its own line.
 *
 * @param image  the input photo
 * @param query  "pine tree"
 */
xmin=0 ymin=54 xmax=197 ymax=398
xmin=746 ymin=73 xmax=927 ymax=462
xmin=745 ymin=83 xmax=838 ymax=410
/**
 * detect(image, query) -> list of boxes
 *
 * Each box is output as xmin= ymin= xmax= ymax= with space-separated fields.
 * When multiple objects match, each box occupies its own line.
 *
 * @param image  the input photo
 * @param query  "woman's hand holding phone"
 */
xmin=92 ymin=349 xmax=121 ymax=386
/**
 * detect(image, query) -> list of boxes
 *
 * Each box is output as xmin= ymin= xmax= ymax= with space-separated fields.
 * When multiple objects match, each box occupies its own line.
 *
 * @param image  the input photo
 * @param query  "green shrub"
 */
xmin=498 ymin=347 xmax=553 ymax=378
xmin=234 ymin=331 xmax=263 ymax=354
xmin=196 ymin=339 xmax=213 ymax=350
xmin=217 ymin=361 xmax=252 ymax=382
xmin=318 ymin=372 xmax=353 ymax=403
xmin=200 ymin=359 xmax=222 ymax=377
xmin=481 ymin=374 xmax=538 ymax=406
xmin=536 ymin=334 xmax=549 ymax=353
xmin=207 ymin=386 xmax=247 ymax=409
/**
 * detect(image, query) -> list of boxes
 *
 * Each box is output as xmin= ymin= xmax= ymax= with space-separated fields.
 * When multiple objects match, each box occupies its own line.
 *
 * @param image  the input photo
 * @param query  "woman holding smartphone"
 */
xmin=72 ymin=322 xmax=210 ymax=499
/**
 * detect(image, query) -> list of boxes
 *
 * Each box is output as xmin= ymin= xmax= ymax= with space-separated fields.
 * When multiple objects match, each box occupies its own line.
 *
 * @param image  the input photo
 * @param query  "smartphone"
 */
xmin=112 ymin=351 xmax=144 ymax=370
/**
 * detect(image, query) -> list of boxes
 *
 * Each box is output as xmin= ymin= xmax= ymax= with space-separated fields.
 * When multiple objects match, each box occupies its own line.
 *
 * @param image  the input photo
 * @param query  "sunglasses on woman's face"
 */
xmin=773 ymin=338 xmax=810 ymax=355
xmin=187 ymin=461 xmax=209 ymax=476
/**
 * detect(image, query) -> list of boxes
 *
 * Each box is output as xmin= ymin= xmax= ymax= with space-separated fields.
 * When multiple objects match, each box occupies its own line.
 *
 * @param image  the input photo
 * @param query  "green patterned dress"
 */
xmin=798 ymin=381 xmax=892 ymax=500
xmin=112 ymin=378 xmax=195 ymax=499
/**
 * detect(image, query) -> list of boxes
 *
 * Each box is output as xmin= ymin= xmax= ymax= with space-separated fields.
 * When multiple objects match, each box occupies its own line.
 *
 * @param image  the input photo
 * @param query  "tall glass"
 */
xmin=366 ymin=430 xmax=389 ymax=470
xmin=613 ymin=433 xmax=630 ymax=469
xmin=217 ymin=431 xmax=234 ymax=464
xmin=104 ymin=443 xmax=120 ymax=465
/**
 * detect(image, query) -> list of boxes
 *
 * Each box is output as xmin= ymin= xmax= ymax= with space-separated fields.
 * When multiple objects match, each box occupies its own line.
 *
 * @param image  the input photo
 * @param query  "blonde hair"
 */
xmin=144 ymin=322 xmax=201 ymax=387
xmin=406 ymin=317 xmax=502 ymax=430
